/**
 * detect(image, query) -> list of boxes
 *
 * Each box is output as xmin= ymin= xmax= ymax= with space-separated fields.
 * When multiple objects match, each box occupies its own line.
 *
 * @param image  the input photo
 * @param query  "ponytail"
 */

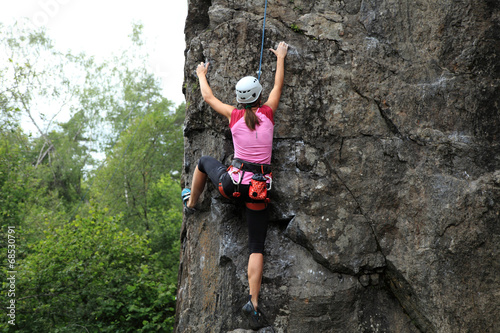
xmin=243 ymin=97 xmax=261 ymax=130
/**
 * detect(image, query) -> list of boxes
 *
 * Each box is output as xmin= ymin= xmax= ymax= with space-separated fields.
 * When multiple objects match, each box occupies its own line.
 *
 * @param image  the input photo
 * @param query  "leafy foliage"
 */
xmin=91 ymin=103 xmax=184 ymax=230
xmin=9 ymin=209 xmax=176 ymax=332
xmin=0 ymin=22 xmax=183 ymax=332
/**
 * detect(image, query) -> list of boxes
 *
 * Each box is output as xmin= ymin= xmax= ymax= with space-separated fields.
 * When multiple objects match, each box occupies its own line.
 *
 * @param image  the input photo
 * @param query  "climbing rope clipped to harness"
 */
xmin=257 ymin=0 xmax=269 ymax=81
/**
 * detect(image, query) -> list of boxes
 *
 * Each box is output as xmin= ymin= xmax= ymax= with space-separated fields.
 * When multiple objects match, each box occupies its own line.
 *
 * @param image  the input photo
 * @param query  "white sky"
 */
xmin=0 ymin=0 xmax=188 ymax=106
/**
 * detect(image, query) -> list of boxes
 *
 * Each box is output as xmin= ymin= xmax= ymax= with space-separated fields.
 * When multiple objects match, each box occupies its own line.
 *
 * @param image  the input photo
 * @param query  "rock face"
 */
xmin=177 ymin=0 xmax=500 ymax=332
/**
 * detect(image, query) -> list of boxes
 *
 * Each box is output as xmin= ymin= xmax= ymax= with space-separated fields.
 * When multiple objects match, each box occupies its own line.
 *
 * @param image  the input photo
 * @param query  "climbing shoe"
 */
xmin=181 ymin=188 xmax=195 ymax=213
xmin=242 ymin=296 xmax=264 ymax=329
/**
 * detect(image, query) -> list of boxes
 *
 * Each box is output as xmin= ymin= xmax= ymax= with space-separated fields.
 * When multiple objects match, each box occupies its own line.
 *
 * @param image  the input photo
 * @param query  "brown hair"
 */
xmin=243 ymin=97 xmax=261 ymax=130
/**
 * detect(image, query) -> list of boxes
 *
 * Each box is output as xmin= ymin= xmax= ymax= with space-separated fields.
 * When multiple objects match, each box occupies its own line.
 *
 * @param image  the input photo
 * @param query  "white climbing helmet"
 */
xmin=235 ymin=76 xmax=262 ymax=104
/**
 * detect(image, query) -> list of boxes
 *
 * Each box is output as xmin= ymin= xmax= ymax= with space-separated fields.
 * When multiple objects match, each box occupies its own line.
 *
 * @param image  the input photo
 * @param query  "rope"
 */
xmin=257 ymin=0 xmax=269 ymax=81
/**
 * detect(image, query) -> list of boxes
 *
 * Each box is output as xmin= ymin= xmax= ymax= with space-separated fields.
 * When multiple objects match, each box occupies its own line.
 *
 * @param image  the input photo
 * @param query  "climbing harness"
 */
xmin=232 ymin=158 xmax=272 ymax=175
xmin=228 ymin=158 xmax=272 ymax=203
xmin=257 ymin=0 xmax=269 ymax=81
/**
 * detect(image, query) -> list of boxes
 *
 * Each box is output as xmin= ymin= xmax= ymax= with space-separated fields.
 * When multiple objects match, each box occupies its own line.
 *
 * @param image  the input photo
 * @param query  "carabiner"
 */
xmin=265 ymin=175 xmax=273 ymax=190
xmin=230 ymin=167 xmax=242 ymax=185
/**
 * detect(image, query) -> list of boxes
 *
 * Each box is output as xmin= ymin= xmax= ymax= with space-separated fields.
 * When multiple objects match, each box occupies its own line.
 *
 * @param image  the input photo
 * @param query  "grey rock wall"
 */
xmin=177 ymin=0 xmax=500 ymax=332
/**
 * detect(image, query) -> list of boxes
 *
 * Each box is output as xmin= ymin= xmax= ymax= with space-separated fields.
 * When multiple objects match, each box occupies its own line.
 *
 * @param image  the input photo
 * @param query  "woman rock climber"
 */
xmin=182 ymin=41 xmax=288 ymax=328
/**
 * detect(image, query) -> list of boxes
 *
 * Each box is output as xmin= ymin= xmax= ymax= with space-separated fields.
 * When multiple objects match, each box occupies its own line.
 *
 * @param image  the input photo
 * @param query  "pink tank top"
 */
xmin=228 ymin=105 xmax=274 ymax=184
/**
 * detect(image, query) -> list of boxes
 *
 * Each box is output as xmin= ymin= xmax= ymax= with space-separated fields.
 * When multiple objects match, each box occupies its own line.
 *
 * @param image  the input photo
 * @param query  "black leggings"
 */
xmin=197 ymin=156 xmax=268 ymax=254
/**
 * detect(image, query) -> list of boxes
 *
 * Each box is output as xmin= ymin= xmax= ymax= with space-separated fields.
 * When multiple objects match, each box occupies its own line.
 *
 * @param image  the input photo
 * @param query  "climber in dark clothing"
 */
xmin=182 ymin=41 xmax=288 ymax=327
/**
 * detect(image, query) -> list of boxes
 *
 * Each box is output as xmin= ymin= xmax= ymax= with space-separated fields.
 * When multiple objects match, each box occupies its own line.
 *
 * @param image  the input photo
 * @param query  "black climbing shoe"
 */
xmin=242 ymin=296 xmax=264 ymax=329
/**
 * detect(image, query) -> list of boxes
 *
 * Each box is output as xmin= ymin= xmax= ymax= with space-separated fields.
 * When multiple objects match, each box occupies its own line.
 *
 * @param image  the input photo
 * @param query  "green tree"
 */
xmin=2 ymin=208 xmax=175 ymax=332
xmin=146 ymin=174 xmax=183 ymax=285
xmin=0 ymin=21 xmax=184 ymax=332
xmin=0 ymin=21 xmax=93 ymax=221
xmin=91 ymin=103 xmax=184 ymax=231
xmin=0 ymin=127 xmax=70 ymax=246
xmin=0 ymin=128 xmax=32 ymax=228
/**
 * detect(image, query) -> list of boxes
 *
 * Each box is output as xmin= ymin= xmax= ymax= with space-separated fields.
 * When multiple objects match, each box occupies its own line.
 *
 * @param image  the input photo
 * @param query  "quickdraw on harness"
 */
xmin=229 ymin=158 xmax=272 ymax=203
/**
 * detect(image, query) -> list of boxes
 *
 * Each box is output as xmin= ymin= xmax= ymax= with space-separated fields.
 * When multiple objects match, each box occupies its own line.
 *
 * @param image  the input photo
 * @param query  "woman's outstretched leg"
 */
xmin=245 ymin=204 xmax=268 ymax=312
xmin=248 ymin=253 xmax=264 ymax=310
xmin=187 ymin=165 xmax=206 ymax=208
xmin=185 ymin=156 xmax=228 ymax=209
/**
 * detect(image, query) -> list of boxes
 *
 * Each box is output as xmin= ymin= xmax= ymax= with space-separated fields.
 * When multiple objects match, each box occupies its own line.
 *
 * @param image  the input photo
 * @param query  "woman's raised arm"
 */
xmin=264 ymin=42 xmax=288 ymax=114
xmin=197 ymin=62 xmax=234 ymax=121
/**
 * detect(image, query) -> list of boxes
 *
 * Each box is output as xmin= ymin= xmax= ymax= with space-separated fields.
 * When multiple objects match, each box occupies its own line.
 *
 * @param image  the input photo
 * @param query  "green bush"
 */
xmin=1 ymin=208 xmax=176 ymax=332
